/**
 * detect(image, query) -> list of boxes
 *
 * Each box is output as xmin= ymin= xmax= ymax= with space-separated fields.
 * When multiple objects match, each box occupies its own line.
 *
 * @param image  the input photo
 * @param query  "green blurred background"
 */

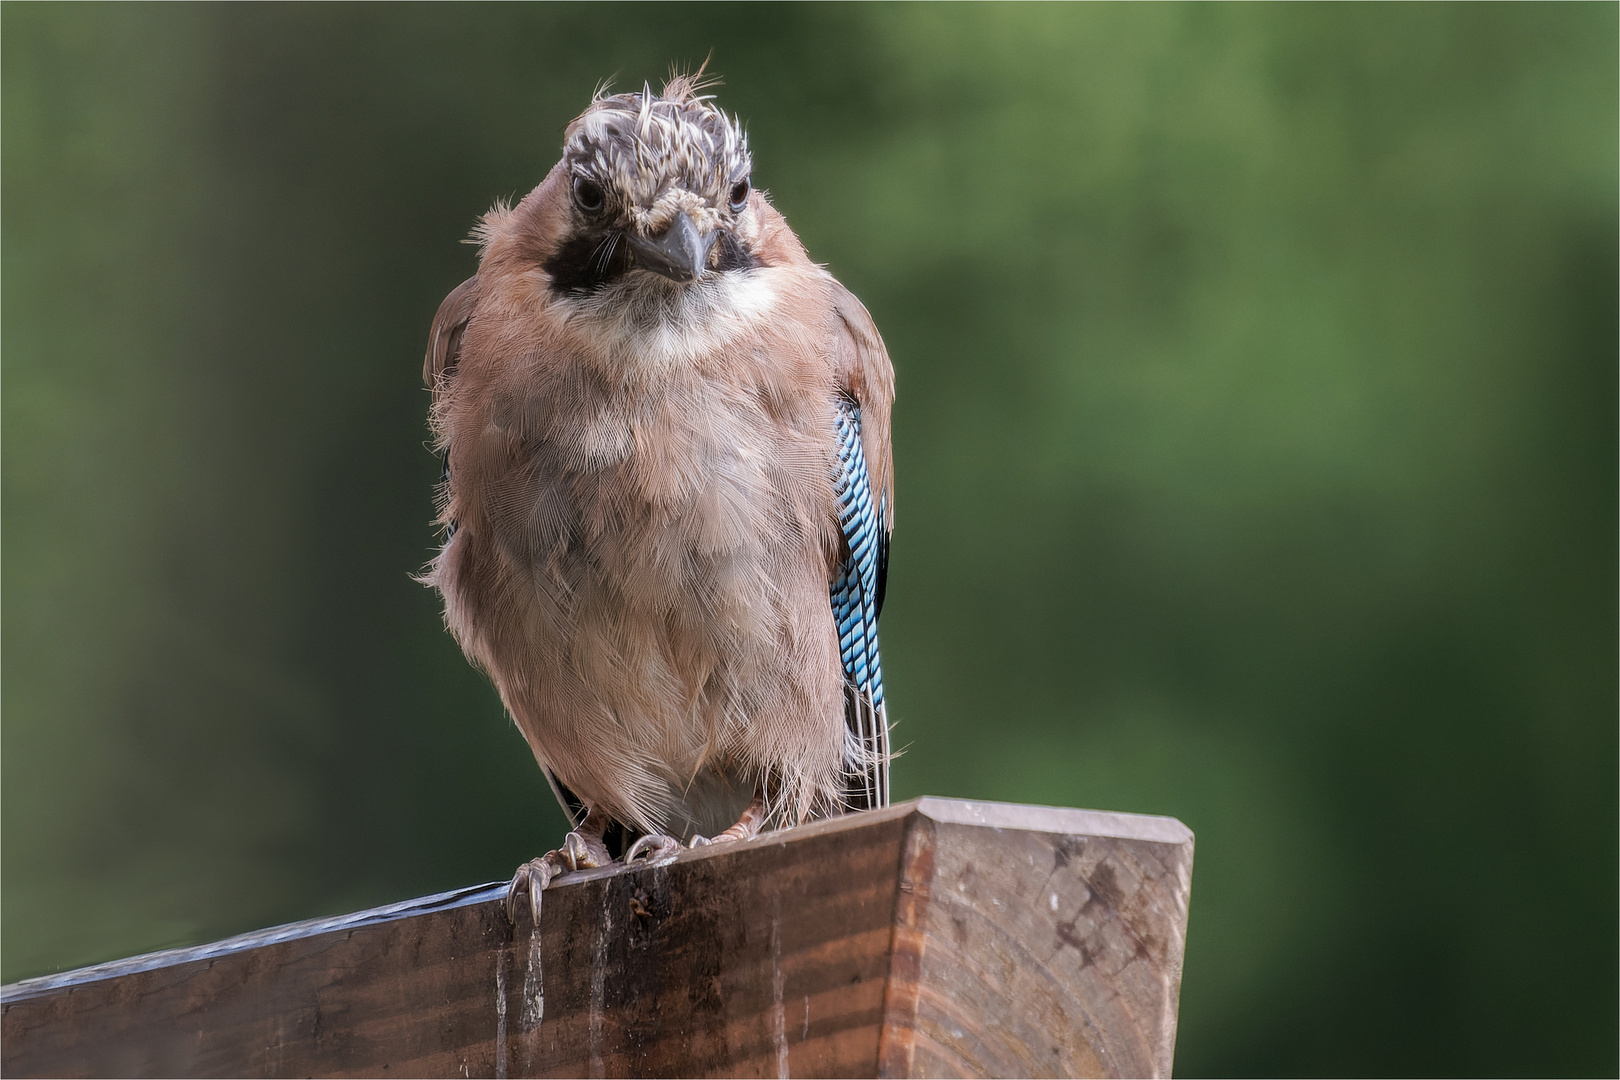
xmin=4 ymin=3 xmax=1615 ymax=1074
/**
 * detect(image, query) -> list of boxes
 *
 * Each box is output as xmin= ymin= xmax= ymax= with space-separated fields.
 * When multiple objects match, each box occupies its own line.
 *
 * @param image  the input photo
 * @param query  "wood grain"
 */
xmin=2 ymin=798 xmax=1193 ymax=1079
xmin=879 ymin=803 xmax=1194 ymax=1079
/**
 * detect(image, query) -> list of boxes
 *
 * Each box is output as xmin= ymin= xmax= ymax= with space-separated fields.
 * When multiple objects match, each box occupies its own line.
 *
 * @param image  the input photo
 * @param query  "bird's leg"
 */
xmin=505 ymin=808 xmax=614 ymax=925
xmin=622 ymin=787 xmax=768 ymax=864
xmin=688 ymin=790 xmax=767 ymax=848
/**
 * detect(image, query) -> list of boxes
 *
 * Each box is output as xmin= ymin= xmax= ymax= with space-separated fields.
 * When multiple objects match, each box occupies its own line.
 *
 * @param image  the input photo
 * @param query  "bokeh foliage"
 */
xmin=3 ymin=4 xmax=1614 ymax=1074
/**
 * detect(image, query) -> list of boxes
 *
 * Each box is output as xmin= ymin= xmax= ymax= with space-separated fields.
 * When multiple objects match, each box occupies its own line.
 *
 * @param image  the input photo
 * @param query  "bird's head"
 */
xmin=544 ymin=74 xmax=758 ymax=293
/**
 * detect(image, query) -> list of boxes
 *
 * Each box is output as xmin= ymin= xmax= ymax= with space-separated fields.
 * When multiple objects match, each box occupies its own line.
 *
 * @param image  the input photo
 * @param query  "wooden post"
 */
xmin=2 ymin=798 xmax=1194 ymax=1079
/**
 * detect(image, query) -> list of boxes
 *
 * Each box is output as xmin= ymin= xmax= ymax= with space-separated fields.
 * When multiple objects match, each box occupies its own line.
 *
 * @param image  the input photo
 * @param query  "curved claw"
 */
xmin=528 ymin=859 xmax=554 ymax=924
xmin=504 ymin=817 xmax=617 ymax=925
xmin=504 ymin=867 xmax=524 ymax=923
xmin=563 ymin=831 xmax=590 ymax=869
xmin=505 ymin=855 xmax=560 ymax=925
xmin=624 ymin=832 xmax=683 ymax=864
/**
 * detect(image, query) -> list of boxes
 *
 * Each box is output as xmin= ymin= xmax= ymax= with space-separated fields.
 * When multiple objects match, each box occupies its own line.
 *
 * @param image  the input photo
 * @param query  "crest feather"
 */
xmin=663 ymin=55 xmax=722 ymax=104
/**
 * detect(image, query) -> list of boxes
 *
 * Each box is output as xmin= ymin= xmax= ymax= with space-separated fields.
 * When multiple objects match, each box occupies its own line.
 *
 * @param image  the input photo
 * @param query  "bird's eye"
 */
xmin=572 ymin=177 xmax=605 ymax=214
xmin=728 ymin=179 xmax=750 ymax=212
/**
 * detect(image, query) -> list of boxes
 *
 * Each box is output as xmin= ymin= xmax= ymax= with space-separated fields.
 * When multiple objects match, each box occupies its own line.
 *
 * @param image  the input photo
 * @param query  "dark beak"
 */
xmin=628 ymin=212 xmax=716 ymax=283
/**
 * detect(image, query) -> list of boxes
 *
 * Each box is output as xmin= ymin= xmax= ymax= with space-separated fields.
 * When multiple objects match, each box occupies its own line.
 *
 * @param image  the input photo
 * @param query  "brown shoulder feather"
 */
xmin=424 ymin=275 xmax=480 ymax=389
xmin=828 ymin=282 xmax=896 ymax=522
xmin=745 ymin=196 xmax=893 ymax=515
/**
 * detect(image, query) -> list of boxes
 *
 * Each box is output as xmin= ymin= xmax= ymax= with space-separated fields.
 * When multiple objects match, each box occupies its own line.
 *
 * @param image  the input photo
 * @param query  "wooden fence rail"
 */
xmin=2 ymin=797 xmax=1194 ymax=1079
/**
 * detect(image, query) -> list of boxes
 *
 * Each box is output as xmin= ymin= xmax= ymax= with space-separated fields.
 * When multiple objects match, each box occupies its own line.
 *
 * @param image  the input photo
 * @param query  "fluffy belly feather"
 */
xmin=438 ymin=369 xmax=844 ymax=837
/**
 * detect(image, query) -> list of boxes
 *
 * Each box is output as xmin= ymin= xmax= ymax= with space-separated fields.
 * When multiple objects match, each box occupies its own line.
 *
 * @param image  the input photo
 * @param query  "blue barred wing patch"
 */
xmin=831 ymin=397 xmax=889 ymax=810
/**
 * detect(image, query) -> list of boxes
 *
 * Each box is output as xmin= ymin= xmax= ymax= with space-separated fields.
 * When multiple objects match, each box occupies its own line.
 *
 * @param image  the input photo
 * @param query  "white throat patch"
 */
xmin=561 ymin=269 xmax=783 ymax=375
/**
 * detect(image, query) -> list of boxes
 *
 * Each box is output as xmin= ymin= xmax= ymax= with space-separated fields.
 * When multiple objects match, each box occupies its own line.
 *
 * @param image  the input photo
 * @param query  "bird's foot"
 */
xmin=623 ymin=832 xmax=684 ymax=864
xmin=505 ymin=827 xmax=612 ymax=925
xmin=689 ymin=791 xmax=767 ymax=848
xmin=618 ymin=790 xmax=768 ymax=866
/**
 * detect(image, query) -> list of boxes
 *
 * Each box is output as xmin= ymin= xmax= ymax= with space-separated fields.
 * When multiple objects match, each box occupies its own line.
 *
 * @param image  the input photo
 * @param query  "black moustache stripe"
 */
xmin=546 ymin=228 xmax=764 ymax=294
xmin=544 ymin=229 xmax=634 ymax=293
xmin=713 ymin=231 xmax=761 ymax=273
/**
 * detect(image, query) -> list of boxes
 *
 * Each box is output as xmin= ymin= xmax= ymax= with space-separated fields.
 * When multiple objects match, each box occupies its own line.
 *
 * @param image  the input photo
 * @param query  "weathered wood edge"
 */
xmin=882 ymin=799 xmax=1195 ymax=1079
xmin=876 ymin=806 xmax=937 ymax=1076
xmin=0 ymin=882 xmax=504 ymax=1002
xmin=2 ymin=796 xmax=1196 ymax=1080
xmin=0 ymin=801 xmax=918 ymax=1002
xmin=0 ymin=798 xmax=1188 ymax=1004
xmin=912 ymin=797 xmax=1192 ymax=847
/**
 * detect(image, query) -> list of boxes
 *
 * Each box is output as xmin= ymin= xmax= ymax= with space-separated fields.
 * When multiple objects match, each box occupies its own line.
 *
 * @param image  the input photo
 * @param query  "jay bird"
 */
xmin=422 ymin=74 xmax=895 ymax=923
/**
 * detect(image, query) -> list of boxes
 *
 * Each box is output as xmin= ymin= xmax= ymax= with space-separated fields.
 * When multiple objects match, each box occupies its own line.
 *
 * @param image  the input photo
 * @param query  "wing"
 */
xmin=425 ymin=275 xmax=479 ymax=391
xmin=424 ymin=276 xmax=479 ymax=530
xmin=828 ymin=283 xmax=896 ymax=812
xmin=831 ymin=396 xmax=890 ymax=810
